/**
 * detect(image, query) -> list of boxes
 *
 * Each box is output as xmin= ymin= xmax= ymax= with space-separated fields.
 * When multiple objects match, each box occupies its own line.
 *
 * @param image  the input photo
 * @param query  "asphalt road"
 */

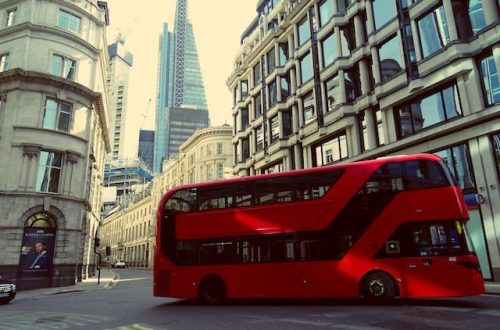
xmin=2 ymin=268 xmax=500 ymax=329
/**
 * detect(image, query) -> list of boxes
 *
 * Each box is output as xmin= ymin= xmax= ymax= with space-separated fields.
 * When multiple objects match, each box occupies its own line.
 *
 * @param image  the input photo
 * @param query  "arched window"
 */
xmin=26 ymin=212 xmax=57 ymax=228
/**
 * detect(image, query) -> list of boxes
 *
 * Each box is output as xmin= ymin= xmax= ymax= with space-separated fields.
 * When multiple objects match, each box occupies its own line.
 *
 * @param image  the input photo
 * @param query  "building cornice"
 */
xmin=0 ymin=68 xmax=111 ymax=151
xmin=180 ymin=126 xmax=233 ymax=151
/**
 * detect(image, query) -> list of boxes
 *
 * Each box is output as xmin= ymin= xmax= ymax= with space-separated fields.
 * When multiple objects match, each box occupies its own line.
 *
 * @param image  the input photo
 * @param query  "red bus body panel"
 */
xmin=154 ymin=154 xmax=485 ymax=300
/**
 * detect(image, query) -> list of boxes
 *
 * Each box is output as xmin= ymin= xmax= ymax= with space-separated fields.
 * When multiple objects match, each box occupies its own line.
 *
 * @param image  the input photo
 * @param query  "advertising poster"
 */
xmin=19 ymin=228 xmax=55 ymax=275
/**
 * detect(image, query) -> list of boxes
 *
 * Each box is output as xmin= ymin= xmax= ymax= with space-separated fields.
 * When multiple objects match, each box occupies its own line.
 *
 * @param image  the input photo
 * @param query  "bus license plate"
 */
xmin=0 ymin=293 xmax=9 ymax=297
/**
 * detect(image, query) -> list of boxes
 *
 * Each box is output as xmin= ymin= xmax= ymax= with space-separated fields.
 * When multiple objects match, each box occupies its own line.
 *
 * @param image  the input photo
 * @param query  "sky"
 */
xmin=105 ymin=0 xmax=258 ymax=157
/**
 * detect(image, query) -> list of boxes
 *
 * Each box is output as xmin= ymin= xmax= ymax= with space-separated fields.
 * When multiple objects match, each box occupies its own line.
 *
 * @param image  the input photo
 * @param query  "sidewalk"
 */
xmin=485 ymin=282 xmax=500 ymax=295
xmin=15 ymin=268 xmax=118 ymax=300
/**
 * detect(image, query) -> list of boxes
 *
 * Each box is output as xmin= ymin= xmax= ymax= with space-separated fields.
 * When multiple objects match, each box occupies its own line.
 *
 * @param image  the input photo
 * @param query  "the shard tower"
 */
xmin=154 ymin=0 xmax=209 ymax=173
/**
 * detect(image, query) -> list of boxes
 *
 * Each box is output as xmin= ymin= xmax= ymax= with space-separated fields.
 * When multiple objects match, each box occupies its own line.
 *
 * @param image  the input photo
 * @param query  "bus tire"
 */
xmin=361 ymin=272 xmax=397 ymax=305
xmin=199 ymin=275 xmax=227 ymax=305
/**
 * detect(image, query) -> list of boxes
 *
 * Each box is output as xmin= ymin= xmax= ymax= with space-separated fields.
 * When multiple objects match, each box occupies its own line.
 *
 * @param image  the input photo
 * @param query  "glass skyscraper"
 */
xmin=154 ymin=0 xmax=209 ymax=173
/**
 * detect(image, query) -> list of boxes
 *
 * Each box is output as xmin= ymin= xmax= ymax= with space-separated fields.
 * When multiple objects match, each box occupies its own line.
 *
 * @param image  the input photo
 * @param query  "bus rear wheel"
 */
xmin=199 ymin=275 xmax=227 ymax=305
xmin=361 ymin=272 xmax=397 ymax=305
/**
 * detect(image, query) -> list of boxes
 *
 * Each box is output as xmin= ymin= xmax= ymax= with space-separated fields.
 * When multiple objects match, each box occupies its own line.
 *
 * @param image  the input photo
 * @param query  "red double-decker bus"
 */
xmin=153 ymin=154 xmax=484 ymax=304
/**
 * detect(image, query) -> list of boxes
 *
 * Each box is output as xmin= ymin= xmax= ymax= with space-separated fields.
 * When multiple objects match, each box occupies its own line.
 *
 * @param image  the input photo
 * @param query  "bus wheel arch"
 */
xmin=360 ymin=270 xmax=399 ymax=304
xmin=198 ymin=274 xmax=227 ymax=305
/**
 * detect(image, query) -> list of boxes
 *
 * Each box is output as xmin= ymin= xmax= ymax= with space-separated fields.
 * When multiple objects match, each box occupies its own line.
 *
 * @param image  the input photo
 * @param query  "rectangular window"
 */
xmin=217 ymin=163 xmax=224 ymax=179
xmin=319 ymin=0 xmax=334 ymax=27
xmin=0 ymin=53 xmax=9 ymax=72
xmin=297 ymin=15 xmax=311 ymax=46
xmin=253 ymin=62 xmax=261 ymax=86
xmin=434 ymin=144 xmax=476 ymax=192
xmin=280 ymin=72 xmax=291 ymax=101
xmin=340 ymin=22 xmax=355 ymax=57
xmin=378 ymin=34 xmax=404 ymax=82
xmin=325 ymin=74 xmax=340 ymax=111
xmin=337 ymin=0 xmax=354 ymax=15
xmin=241 ymin=108 xmax=249 ymax=130
xmin=267 ymin=48 xmax=275 ymax=74
xmin=43 ymin=98 xmax=73 ymax=132
xmin=372 ymin=0 xmax=397 ymax=30
xmin=242 ymin=138 xmax=250 ymax=161
xmin=270 ymin=115 xmax=280 ymax=143
xmin=6 ymin=8 xmax=16 ymax=27
xmin=268 ymin=80 xmax=277 ymax=108
xmin=396 ymin=84 xmax=462 ymax=138
xmin=479 ymin=54 xmax=500 ymax=105
xmin=300 ymin=52 xmax=313 ymax=84
xmin=51 ymin=54 xmax=76 ymax=80
xmin=58 ymin=10 xmax=81 ymax=33
xmin=279 ymin=43 xmax=289 ymax=66
xmin=358 ymin=111 xmax=368 ymax=152
xmin=314 ymin=132 xmax=348 ymax=166
xmin=256 ymin=126 xmax=264 ymax=151
xmin=36 ymin=151 xmax=63 ymax=193
xmin=254 ymin=93 xmax=262 ymax=118
xmin=344 ymin=65 xmax=361 ymax=101
xmin=468 ymin=0 xmax=486 ymax=34
xmin=375 ymin=108 xmax=385 ymax=146
xmin=321 ymin=32 xmax=337 ymax=68
xmin=417 ymin=6 xmax=450 ymax=58
xmin=241 ymin=80 xmax=248 ymax=100
xmin=302 ymin=92 xmax=315 ymax=124
xmin=282 ymin=108 xmax=293 ymax=137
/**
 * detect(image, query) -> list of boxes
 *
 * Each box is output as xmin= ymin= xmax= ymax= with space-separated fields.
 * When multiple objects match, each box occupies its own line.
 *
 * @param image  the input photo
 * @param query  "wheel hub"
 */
xmin=368 ymin=279 xmax=385 ymax=297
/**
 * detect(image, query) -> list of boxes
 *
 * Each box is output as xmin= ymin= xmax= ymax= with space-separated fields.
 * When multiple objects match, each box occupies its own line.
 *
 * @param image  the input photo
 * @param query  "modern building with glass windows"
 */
xmin=0 ymin=0 xmax=111 ymax=289
xmin=154 ymin=0 xmax=209 ymax=173
xmin=138 ymin=129 xmax=155 ymax=171
xmin=227 ymin=0 xmax=500 ymax=281
xmin=107 ymin=40 xmax=133 ymax=160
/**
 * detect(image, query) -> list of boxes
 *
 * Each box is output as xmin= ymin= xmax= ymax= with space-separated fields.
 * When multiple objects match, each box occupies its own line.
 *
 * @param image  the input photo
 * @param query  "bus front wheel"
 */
xmin=199 ymin=275 xmax=227 ymax=305
xmin=361 ymin=272 xmax=397 ymax=305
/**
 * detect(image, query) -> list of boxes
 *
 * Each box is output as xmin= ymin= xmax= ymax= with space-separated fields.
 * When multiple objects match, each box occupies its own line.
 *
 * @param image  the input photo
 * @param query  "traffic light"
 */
xmin=94 ymin=237 xmax=100 ymax=247
xmin=106 ymin=246 xmax=111 ymax=256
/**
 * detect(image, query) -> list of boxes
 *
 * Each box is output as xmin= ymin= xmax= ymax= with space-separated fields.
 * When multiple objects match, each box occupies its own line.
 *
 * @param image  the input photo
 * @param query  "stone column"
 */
xmin=365 ymin=108 xmax=377 ymax=150
xmin=354 ymin=14 xmax=365 ymax=47
xmin=483 ymin=0 xmax=500 ymax=25
xmin=359 ymin=59 xmax=371 ymax=95
xmin=442 ymin=0 xmax=458 ymax=42
xmin=371 ymin=47 xmax=381 ymax=84
xmin=365 ymin=0 xmax=376 ymax=35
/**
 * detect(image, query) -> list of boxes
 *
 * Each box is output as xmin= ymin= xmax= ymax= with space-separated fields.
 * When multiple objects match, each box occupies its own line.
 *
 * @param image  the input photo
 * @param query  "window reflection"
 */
xmin=480 ymin=54 xmax=500 ymax=105
xmin=397 ymin=84 xmax=461 ymax=138
xmin=417 ymin=6 xmax=450 ymax=58
xmin=378 ymin=34 xmax=404 ymax=81
xmin=298 ymin=15 xmax=310 ymax=46
xmin=325 ymin=74 xmax=340 ymax=112
xmin=314 ymin=132 xmax=348 ymax=166
xmin=372 ymin=0 xmax=397 ymax=30
xmin=300 ymin=52 xmax=313 ymax=84
xmin=321 ymin=32 xmax=337 ymax=67
xmin=319 ymin=0 xmax=334 ymax=27
xmin=434 ymin=144 xmax=475 ymax=192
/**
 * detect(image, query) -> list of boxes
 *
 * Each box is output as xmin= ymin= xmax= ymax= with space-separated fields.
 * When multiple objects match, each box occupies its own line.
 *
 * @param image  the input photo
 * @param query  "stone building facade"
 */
xmin=0 ymin=0 xmax=111 ymax=289
xmin=99 ymin=125 xmax=234 ymax=269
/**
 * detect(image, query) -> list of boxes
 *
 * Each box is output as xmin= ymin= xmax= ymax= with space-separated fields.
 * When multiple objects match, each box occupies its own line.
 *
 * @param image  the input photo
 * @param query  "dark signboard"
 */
xmin=19 ymin=228 xmax=55 ymax=275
